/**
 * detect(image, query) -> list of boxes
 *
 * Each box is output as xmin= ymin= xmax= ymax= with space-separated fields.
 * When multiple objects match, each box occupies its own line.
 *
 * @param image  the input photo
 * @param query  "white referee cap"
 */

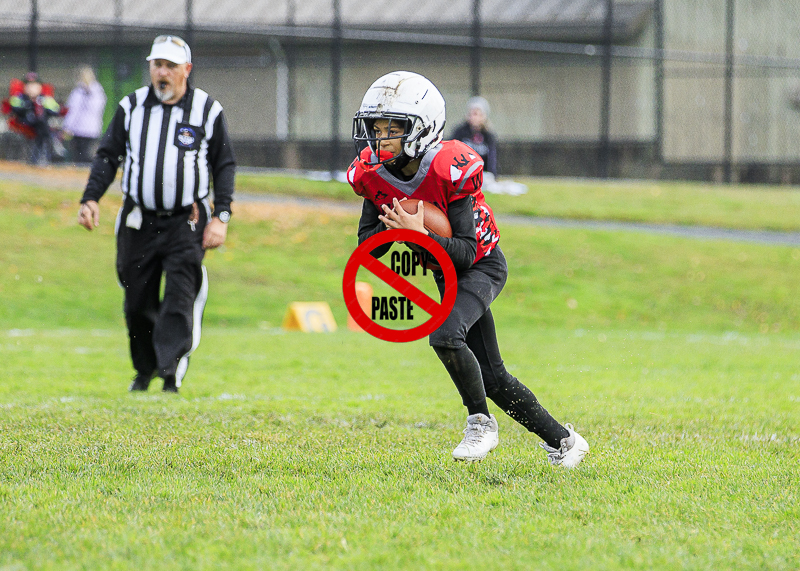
xmin=146 ymin=35 xmax=192 ymax=65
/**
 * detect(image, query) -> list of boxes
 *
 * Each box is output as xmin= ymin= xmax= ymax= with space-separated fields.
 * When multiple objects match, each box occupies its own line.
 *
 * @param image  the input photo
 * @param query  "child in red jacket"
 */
xmin=4 ymin=72 xmax=61 ymax=164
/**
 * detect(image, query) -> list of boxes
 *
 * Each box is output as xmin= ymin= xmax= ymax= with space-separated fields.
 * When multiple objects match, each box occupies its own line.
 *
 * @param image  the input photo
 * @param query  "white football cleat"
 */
xmin=540 ymin=423 xmax=589 ymax=468
xmin=452 ymin=413 xmax=499 ymax=462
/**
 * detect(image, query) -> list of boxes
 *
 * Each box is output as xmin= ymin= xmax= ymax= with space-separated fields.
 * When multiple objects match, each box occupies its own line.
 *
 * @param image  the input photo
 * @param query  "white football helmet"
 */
xmin=352 ymin=71 xmax=446 ymax=166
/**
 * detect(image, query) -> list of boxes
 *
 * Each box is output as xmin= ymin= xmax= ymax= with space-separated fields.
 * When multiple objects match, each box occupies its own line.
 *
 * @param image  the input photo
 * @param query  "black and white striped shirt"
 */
xmin=82 ymin=84 xmax=235 ymax=217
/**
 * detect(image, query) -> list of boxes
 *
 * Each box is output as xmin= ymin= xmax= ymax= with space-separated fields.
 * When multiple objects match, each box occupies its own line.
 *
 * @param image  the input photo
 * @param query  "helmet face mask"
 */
xmin=352 ymin=113 xmax=413 ymax=166
xmin=352 ymin=71 xmax=446 ymax=167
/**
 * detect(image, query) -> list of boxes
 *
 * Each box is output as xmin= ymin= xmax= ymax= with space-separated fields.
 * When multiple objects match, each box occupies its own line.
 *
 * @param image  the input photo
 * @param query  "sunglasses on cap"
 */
xmin=148 ymin=34 xmax=192 ymax=64
xmin=153 ymin=35 xmax=187 ymax=48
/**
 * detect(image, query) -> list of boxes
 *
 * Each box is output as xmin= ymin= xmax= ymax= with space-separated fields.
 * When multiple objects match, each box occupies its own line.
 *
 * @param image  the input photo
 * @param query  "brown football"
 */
xmin=394 ymin=200 xmax=451 ymax=271
xmin=395 ymin=200 xmax=453 ymax=238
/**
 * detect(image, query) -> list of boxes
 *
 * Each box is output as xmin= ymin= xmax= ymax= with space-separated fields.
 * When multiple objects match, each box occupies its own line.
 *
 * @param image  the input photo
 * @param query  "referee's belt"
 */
xmin=140 ymin=205 xmax=194 ymax=218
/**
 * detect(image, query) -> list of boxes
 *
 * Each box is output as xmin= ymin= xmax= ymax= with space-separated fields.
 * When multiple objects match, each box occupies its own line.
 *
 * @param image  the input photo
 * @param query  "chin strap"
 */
xmin=386 ymin=153 xmax=411 ymax=172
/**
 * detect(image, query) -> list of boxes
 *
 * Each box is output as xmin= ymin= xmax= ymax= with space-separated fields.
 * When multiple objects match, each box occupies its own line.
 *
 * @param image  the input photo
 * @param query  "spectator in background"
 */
xmin=7 ymin=72 xmax=61 ymax=165
xmin=451 ymin=96 xmax=498 ymax=177
xmin=62 ymin=66 xmax=106 ymax=164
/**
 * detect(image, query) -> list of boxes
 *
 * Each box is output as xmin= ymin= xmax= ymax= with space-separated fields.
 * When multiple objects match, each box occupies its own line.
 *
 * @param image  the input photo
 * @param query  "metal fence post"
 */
xmin=28 ymin=0 xmax=39 ymax=72
xmin=471 ymin=0 xmax=481 ymax=96
xmin=186 ymin=0 xmax=195 ymax=48
xmin=598 ymin=0 xmax=613 ymax=178
xmin=654 ymin=0 xmax=664 ymax=166
xmin=269 ymin=39 xmax=290 ymax=141
xmin=113 ymin=0 xmax=124 ymax=106
xmin=724 ymin=0 xmax=735 ymax=183
xmin=330 ymin=0 xmax=342 ymax=174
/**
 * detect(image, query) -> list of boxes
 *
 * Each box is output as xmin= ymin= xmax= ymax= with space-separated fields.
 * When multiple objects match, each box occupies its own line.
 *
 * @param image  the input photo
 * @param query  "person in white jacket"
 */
xmin=62 ymin=66 xmax=107 ymax=164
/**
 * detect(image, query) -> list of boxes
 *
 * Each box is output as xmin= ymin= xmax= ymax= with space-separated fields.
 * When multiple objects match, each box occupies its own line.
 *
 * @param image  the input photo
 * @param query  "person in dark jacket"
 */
xmin=450 ymin=96 xmax=498 ymax=177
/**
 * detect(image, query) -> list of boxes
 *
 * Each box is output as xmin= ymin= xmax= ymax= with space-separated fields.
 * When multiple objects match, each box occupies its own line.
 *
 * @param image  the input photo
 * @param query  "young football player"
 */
xmin=347 ymin=71 xmax=589 ymax=467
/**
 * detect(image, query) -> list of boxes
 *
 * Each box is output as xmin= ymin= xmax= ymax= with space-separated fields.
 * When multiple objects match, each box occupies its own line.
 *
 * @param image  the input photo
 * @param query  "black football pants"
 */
xmin=116 ymin=200 xmax=208 ymax=385
xmin=429 ymin=246 xmax=570 ymax=449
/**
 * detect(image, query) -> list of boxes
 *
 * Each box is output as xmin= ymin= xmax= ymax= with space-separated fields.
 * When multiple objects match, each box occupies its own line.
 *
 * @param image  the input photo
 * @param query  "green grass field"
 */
xmin=1 ymin=177 xmax=799 ymax=570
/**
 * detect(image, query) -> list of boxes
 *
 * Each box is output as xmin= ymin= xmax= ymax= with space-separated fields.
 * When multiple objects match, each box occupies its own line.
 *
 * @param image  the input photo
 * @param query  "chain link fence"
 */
xmin=2 ymin=0 xmax=800 ymax=181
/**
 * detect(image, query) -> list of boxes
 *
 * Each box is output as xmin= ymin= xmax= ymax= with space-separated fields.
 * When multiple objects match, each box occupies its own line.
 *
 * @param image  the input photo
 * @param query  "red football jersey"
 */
xmin=347 ymin=140 xmax=500 ymax=264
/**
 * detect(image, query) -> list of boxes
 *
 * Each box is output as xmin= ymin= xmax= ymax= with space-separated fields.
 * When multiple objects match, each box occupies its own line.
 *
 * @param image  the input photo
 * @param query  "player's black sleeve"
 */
xmin=81 ymin=105 xmax=128 ymax=203
xmin=357 ymin=199 xmax=392 ymax=258
xmin=428 ymin=196 xmax=478 ymax=271
xmin=207 ymin=110 xmax=236 ymax=217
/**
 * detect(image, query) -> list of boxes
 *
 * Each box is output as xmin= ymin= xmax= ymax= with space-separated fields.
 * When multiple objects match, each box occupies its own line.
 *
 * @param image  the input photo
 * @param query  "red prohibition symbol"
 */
xmin=342 ymin=229 xmax=457 ymax=343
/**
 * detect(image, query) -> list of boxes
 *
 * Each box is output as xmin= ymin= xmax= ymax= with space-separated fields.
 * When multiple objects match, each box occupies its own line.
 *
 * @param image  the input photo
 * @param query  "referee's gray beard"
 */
xmin=154 ymin=85 xmax=174 ymax=103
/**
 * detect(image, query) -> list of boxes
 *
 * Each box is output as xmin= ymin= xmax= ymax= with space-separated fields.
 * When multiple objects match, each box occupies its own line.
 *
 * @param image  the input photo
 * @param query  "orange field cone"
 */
xmin=347 ymin=281 xmax=373 ymax=331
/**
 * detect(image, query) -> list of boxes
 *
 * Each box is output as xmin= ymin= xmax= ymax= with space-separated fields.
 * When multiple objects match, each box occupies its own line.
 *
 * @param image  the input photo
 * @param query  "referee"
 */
xmin=78 ymin=35 xmax=235 ymax=393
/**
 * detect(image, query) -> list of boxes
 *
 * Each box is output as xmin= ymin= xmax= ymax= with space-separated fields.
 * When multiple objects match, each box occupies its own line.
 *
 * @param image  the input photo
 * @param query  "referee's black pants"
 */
xmin=116 ymin=199 xmax=209 ymax=386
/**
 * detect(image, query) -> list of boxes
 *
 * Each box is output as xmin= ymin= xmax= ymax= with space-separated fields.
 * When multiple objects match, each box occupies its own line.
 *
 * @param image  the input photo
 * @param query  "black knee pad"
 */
xmin=432 ymin=345 xmax=460 ymax=362
xmin=428 ymin=327 xmax=466 ymax=350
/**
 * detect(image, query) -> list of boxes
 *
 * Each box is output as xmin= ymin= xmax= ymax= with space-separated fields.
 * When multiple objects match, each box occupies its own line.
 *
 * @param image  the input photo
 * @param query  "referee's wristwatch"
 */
xmin=216 ymin=211 xmax=231 ymax=223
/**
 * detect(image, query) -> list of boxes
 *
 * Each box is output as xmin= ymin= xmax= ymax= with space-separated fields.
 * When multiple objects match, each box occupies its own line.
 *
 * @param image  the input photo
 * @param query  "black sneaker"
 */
xmin=162 ymin=375 xmax=178 ymax=393
xmin=128 ymin=374 xmax=152 ymax=392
